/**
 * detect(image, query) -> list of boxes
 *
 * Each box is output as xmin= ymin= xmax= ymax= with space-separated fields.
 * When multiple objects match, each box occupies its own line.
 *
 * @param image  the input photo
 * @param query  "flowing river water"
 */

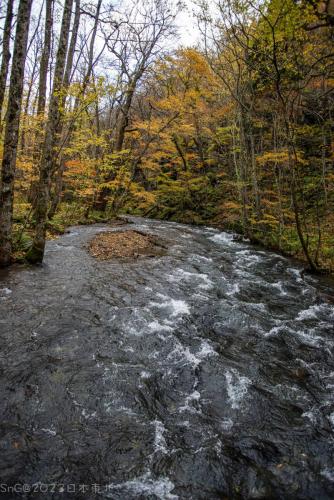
xmin=0 ymin=217 xmax=334 ymax=499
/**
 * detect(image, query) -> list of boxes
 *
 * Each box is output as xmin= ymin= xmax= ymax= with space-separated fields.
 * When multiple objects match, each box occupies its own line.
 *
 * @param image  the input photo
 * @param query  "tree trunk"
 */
xmin=0 ymin=0 xmax=14 ymax=129
xmin=115 ymin=81 xmax=137 ymax=152
xmin=0 ymin=0 xmax=33 ymax=267
xmin=31 ymin=0 xmax=53 ymax=195
xmin=20 ymin=54 xmax=39 ymax=154
xmin=75 ymin=0 xmax=102 ymax=96
xmin=37 ymin=0 xmax=53 ymax=116
xmin=63 ymin=0 xmax=81 ymax=89
xmin=27 ymin=0 xmax=74 ymax=264
xmin=234 ymin=113 xmax=249 ymax=235
xmin=48 ymin=159 xmax=65 ymax=219
xmin=172 ymin=133 xmax=188 ymax=171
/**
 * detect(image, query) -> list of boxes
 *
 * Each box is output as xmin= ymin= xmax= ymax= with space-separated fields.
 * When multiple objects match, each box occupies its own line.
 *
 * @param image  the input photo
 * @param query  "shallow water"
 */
xmin=0 ymin=217 xmax=334 ymax=499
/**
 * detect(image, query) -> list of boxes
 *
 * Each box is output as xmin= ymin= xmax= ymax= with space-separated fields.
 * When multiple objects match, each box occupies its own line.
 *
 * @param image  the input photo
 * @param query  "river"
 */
xmin=0 ymin=217 xmax=334 ymax=499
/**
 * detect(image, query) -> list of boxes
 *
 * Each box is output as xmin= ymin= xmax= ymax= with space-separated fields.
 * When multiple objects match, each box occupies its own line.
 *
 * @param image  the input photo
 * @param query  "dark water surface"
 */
xmin=0 ymin=217 xmax=334 ymax=499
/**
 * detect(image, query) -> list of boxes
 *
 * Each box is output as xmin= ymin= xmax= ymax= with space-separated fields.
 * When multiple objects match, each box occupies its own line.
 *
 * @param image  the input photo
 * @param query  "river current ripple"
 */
xmin=0 ymin=217 xmax=334 ymax=499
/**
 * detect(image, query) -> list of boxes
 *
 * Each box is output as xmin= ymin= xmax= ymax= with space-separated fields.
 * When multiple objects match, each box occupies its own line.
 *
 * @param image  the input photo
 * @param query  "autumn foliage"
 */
xmin=0 ymin=0 xmax=333 ymax=269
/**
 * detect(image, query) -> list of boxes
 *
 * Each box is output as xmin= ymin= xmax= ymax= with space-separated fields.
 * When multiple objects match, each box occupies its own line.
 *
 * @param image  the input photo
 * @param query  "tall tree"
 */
xmin=27 ymin=0 xmax=74 ymax=263
xmin=36 ymin=0 xmax=53 ymax=117
xmin=0 ymin=0 xmax=33 ymax=267
xmin=0 ymin=0 xmax=14 ymax=128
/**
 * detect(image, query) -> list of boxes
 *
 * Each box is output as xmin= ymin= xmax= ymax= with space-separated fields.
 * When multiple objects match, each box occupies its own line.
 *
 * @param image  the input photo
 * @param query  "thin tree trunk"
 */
xmin=0 ymin=0 xmax=14 ymax=129
xmin=115 ymin=80 xmax=137 ymax=152
xmin=0 ymin=0 xmax=33 ymax=267
xmin=230 ymin=122 xmax=244 ymax=233
xmin=30 ymin=0 xmax=53 ymax=200
xmin=48 ymin=159 xmax=65 ymax=219
xmin=20 ymin=55 xmax=39 ymax=154
xmin=37 ymin=0 xmax=53 ymax=116
xmin=75 ymin=0 xmax=101 ymax=96
xmin=27 ymin=0 xmax=74 ymax=264
xmin=172 ymin=133 xmax=188 ymax=171
xmin=33 ymin=0 xmax=53 ymax=158
xmin=273 ymin=115 xmax=284 ymax=250
xmin=19 ymin=0 xmax=45 ymax=153
xmin=249 ymin=130 xmax=261 ymax=220
xmin=63 ymin=0 xmax=81 ymax=90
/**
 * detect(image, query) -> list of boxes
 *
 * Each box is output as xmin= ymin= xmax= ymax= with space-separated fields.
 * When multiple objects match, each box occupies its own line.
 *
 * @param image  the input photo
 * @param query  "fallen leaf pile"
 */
xmin=88 ymin=230 xmax=164 ymax=260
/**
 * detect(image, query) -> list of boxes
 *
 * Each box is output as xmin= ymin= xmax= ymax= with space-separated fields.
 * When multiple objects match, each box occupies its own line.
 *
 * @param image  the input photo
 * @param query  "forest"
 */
xmin=1 ymin=2 xmax=334 ymax=497
xmin=0 ymin=0 xmax=333 ymax=271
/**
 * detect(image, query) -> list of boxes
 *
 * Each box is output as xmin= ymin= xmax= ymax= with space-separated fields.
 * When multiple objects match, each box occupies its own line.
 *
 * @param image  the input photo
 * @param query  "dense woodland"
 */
xmin=0 ymin=0 xmax=333 ymax=271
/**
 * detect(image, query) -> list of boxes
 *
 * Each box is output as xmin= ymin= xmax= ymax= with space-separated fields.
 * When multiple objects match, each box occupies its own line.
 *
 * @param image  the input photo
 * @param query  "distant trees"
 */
xmin=93 ymin=0 xmax=177 ymax=211
xmin=192 ymin=0 xmax=334 ymax=270
xmin=114 ymin=0 xmax=332 ymax=270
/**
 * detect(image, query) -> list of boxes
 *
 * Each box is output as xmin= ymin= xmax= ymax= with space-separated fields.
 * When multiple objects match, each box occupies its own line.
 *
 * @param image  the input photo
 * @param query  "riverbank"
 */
xmin=10 ymin=201 xmax=334 ymax=274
